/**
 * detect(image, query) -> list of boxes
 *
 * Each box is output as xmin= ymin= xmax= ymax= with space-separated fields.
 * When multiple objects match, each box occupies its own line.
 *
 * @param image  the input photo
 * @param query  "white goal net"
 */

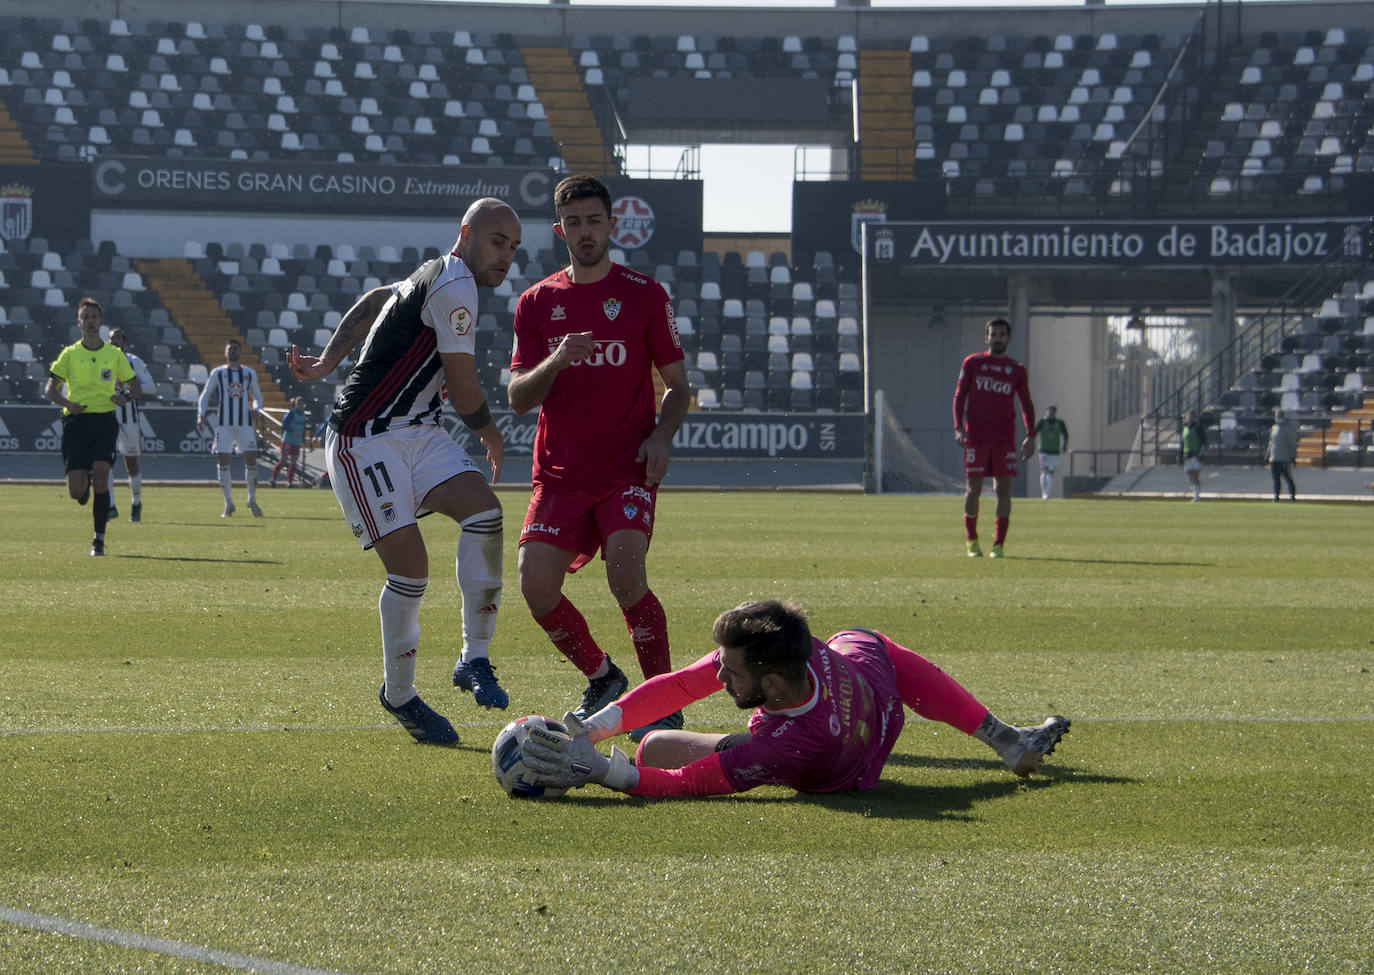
xmin=872 ymin=388 xmax=963 ymax=494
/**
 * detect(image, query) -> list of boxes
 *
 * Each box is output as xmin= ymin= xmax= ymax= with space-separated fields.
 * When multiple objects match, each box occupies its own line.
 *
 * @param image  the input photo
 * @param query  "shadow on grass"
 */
xmin=1008 ymin=556 xmax=1214 ymax=567
xmin=114 ymin=554 xmax=285 ymax=565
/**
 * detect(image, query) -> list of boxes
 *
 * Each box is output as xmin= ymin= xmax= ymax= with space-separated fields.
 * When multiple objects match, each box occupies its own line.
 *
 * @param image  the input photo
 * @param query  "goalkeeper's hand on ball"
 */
xmin=522 ymin=712 xmax=639 ymax=792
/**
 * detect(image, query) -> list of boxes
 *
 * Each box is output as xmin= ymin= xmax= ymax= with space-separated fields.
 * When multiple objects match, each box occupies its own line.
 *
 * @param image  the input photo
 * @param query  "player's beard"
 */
xmin=568 ymin=236 xmax=609 ymax=269
xmin=731 ymin=679 xmax=768 ymax=710
xmin=989 ymin=339 xmax=1008 ymax=355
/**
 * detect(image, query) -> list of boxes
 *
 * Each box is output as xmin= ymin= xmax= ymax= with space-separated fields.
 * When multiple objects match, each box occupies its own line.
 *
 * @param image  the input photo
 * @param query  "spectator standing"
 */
xmin=1033 ymin=405 xmax=1070 ymax=500
xmin=197 ymin=340 xmax=264 ymax=517
xmin=270 ymin=396 xmax=310 ymax=487
xmin=1181 ymin=410 xmax=1206 ymax=502
xmin=509 ymin=174 xmax=692 ymax=740
xmin=952 ymin=317 xmax=1036 ymax=557
xmin=288 ymin=198 xmax=521 ymax=744
xmin=106 ymin=328 xmax=155 ymax=522
xmin=44 ymin=298 xmax=140 ymax=555
xmin=1266 ymin=408 xmax=1298 ymax=502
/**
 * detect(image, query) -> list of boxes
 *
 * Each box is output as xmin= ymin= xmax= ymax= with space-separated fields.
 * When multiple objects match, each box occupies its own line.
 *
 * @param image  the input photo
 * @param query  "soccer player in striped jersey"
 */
xmin=197 ymin=340 xmax=264 ymax=517
xmin=519 ymin=599 xmax=1069 ymax=798
xmin=107 ymin=328 xmax=155 ymax=522
xmin=288 ymin=198 xmax=521 ymax=745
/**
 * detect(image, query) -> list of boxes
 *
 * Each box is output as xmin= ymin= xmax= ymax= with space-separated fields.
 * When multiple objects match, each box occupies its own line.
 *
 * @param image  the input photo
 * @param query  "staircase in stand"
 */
xmin=521 ymin=47 xmax=619 ymax=175
xmin=857 ymin=52 xmax=916 ymax=180
xmin=133 ymin=258 xmax=289 ymax=422
xmin=0 ymin=101 xmax=37 ymax=164
xmin=1296 ymin=395 xmax=1374 ymax=466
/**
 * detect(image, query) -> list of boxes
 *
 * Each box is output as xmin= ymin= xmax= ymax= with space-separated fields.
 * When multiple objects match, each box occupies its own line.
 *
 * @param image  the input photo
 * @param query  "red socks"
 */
xmin=622 ymin=590 xmax=672 ymax=678
xmin=534 ymin=595 xmax=605 ymax=676
xmin=994 ymin=517 xmax=1009 ymax=545
xmin=964 ymin=515 xmax=978 ymax=540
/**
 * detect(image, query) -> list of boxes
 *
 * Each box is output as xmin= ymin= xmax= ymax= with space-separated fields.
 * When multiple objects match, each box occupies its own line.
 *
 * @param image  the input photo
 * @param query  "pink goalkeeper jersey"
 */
xmin=952 ymin=351 xmax=1035 ymax=445
xmin=618 ymin=630 xmax=907 ymax=796
xmin=512 ymin=264 xmax=683 ymax=490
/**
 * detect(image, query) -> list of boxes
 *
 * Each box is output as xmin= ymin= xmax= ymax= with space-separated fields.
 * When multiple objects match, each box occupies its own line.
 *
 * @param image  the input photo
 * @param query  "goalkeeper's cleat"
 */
xmin=452 ymin=656 xmax=510 ymax=710
xmin=378 ymin=685 xmax=459 ymax=745
xmin=130 ymin=503 xmax=142 ymax=523
xmin=989 ymin=543 xmax=1004 ymax=558
xmin=628 ymin=709 xmax=684 ymax=744
xmin=222 ymin=500 xmax=236 ymax=518
xmin=966 ymin=539 xmax=983 ymax=558
xmin=1001 ymin=715 xmax=1070 ymax=777
xmin=572 ymin=659 xmax=629 ymax=721
xmin=248 ymin=500 xmax=264 ymax=517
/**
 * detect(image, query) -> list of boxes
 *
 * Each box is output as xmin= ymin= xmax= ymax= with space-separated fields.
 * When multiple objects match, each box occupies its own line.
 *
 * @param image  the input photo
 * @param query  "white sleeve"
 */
xmin=131 ymin=354 xmax=155 ymax=390
xmin=197 ymin=368 xmax=217 ymax=416
xmin=423 ymin=274 xmax=479 ymax=357
xmin=246 ymin=367 xmax=262 ymax=410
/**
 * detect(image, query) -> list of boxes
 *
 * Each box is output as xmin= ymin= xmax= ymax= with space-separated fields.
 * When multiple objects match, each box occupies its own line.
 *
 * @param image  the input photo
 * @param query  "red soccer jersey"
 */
xmin=512 ymin=264 xmax=683 ymax=489
xmin=952 ymin=352 xmax=1035 ymax=445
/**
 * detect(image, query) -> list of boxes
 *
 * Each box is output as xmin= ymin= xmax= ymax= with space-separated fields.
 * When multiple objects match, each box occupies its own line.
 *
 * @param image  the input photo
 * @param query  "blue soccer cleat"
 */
xmin=378 ymin=685 xmax=459 ymax=745
xmin=452 ymin=656 xmax=510 ymax=710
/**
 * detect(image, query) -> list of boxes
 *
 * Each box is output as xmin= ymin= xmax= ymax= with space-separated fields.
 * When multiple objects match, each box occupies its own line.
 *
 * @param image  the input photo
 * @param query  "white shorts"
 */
xmin=1182 ymin=456 xmax=1202 ymax=473
xmin=116 ymin=420 xmax=142 ymax=457
xmin=1038 ymin=452 xmax=1060 ymax=474
xmin=326 ymin=424 xmax=482 ymax=549
xmin=212 ymin=425 xmax=258 ymax=455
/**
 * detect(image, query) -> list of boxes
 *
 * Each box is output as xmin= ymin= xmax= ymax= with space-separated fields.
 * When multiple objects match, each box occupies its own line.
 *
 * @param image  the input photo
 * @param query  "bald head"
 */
xmin=455 ymin=197 xmax=522 ymax=288
xmin=461 ymin=197 xmax=517 ymax=232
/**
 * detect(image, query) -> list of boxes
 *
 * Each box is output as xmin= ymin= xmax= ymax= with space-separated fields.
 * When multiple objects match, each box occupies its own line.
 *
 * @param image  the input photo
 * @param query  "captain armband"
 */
xmin=459 ymin=401 xmax=493 ymax=430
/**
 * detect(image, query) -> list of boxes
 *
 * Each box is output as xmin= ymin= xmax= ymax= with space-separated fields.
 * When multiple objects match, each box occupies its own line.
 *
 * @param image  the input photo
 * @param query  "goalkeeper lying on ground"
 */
xmin=521 ymin=599 xmax=1070 ymax=798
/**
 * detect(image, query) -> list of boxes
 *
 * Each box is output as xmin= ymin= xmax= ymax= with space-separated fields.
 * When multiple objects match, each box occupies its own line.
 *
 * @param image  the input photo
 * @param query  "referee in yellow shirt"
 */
xmin=44 ymin=297 xmax=141 ymax=556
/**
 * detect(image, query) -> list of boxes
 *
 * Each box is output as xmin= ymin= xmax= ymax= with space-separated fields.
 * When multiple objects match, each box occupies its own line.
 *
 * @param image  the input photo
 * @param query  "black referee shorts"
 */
xmin=62 ymin=411 xmax=118 ymax=472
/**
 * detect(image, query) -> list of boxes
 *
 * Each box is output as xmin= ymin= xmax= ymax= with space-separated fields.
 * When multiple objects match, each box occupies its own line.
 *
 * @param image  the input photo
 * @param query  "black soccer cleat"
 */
xmin=377 ymin=685 xmax=459 ymax=745
xmin=572 ymin=659 xmax=629 ymax=721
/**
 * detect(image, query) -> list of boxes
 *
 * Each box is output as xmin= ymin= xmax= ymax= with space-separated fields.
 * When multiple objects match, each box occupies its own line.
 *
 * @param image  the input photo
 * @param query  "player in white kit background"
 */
xmin=197 ymin=339 xmax=264 ymax=518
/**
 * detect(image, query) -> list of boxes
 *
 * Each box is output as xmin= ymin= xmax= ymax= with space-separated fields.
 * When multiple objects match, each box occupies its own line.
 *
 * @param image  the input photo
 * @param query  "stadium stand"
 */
xmin=2 ymin=4 xmax=1371 ymax=472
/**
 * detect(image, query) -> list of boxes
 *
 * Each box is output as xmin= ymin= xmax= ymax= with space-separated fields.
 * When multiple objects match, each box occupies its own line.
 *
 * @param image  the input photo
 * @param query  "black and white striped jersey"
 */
xmin=115 ymin=351 xmax=154 ymax=426
xmin=330 ymin=251 xmax=482 ymax=438
xmin=198 ymin=363 xmax=262 ymax=427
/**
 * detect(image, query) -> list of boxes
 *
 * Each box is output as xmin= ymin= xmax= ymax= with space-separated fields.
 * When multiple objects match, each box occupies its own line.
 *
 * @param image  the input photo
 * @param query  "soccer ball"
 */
xmin=491 ymin=715 xmax=571 ymax=798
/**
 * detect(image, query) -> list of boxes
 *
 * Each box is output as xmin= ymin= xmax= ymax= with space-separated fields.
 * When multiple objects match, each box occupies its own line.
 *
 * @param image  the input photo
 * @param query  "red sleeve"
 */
xmin=614 ymin=649 xmax=724 ymax=731
xmin=647 ymin=281 xmax=684 ymax=369
xmin=952 ymin=357 xmax=970 ymax=429
xmin=1016 ymin=366 xmax=1035 ymax=437
xmin=628 ymin=752 xmax=739 ymax=797
xmin=510 ymin=288 xmax=544 ymax=371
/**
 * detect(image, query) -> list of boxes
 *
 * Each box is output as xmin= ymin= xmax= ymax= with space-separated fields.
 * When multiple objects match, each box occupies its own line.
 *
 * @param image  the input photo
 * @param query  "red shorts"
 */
xmin=279 ymin=442 xmax=302 ymax=459
xmin=520 ymin=480 xmax=658 ymax=573
xmin=964 ymin=442 xmax=1018 ymax=478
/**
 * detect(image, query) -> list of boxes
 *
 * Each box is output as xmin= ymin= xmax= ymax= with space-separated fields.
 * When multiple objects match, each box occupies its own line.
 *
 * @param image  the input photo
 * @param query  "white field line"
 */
xmin=0 ymin=905 xmax=356 ymax=975
xmin=2 ymin=714 xmax=1373 ymax=737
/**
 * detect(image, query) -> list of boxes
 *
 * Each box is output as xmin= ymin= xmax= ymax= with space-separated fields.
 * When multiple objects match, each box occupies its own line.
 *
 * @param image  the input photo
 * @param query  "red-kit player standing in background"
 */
xmin=952 ymin=317 xmax=1035 ymax=558
xmin=509 ymin=174 xmax=693 ymax=740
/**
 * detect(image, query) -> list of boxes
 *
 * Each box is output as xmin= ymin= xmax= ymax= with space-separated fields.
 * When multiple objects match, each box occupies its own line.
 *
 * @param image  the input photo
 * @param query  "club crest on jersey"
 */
xmin=380 ymin=502 xmax=397 ymax=524
xmin=603 ymin=298 xmax=622 ymax=321
xmin=450 ymin=305 xmax=473 ymax=336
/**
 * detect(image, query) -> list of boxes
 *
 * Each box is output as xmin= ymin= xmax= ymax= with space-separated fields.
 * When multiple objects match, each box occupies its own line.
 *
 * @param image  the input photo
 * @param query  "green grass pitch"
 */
xmin=1 ymin=483 xmax=1371 ymax=974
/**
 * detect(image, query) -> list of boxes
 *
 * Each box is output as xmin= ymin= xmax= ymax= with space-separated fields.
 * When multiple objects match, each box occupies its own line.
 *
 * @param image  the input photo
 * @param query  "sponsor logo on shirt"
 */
xmin=603 ymin=298 xmax=622 ymax=321
xmin=101 ymin=368 xmax=113 ymax=382
xmin=666 ymin=302 xmax=680 ymax=348
xmin=544 ymin=338 xmax=629 ymax=367
xmin=975 ymin=375 xmax=1013 ymax=394
xmin=551 ymin=304 xmax=566 ymax=321
xmin=450 ymin=305 xmax=472 ymax=336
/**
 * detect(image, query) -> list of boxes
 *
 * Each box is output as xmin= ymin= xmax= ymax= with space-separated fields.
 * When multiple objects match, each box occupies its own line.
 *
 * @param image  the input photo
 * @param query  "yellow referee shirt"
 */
xmin=49 ymin=340 xmax=135 ymax=415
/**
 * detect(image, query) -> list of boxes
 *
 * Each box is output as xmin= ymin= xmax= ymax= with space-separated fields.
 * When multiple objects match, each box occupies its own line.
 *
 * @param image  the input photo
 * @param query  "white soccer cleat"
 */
xmin=1001 ymin=715 xmax=1070 ymax=777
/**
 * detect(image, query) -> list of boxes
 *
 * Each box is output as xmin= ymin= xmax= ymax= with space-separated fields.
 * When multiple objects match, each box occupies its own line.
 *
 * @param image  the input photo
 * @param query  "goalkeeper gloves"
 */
xmin=523 ymin=711 xmax=639 ymax=793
